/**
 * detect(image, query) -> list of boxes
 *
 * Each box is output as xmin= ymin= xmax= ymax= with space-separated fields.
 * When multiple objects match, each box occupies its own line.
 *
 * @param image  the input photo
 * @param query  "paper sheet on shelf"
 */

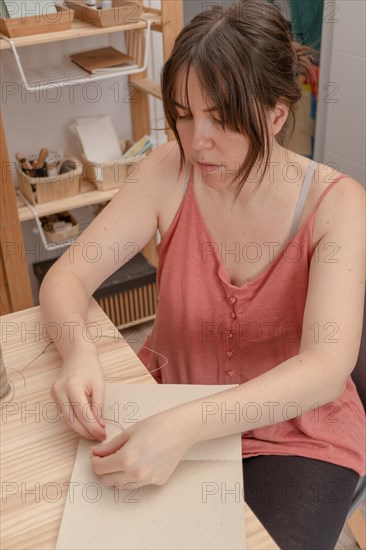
xmin=55 ymin=383 xmax=246 ymax=550
xmin=73 ymin=115 xmax=123 ymax=163
xmin=0 ymin=0 xmax=9 ymax=18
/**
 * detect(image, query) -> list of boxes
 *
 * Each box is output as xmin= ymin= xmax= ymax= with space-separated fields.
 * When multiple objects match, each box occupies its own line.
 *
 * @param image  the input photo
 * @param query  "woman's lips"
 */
xmin=198 ymin=161 xmax=219 ymax=173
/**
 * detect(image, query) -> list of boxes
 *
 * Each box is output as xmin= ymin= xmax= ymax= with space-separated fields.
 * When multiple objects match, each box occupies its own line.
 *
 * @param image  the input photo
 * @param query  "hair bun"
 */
xmin=292 ymin=41 xmax=315 ymax=81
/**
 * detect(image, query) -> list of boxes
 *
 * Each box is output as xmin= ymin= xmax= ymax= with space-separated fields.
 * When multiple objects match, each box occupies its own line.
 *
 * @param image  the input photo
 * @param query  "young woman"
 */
xmin=40 ymin=1 xmax=365 ymax=548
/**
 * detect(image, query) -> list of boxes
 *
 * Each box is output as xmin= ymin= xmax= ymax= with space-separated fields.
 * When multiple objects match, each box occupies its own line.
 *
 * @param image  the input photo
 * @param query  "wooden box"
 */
xmin=81 ymin=151 xmax=147 ymax=191
xmin=17 ymin=155 xmax=82 ymax=205
xmin=65 ymin=0 xmax=143 ymax=28
xmin=0 ymin=5 xmax=75 ymax=39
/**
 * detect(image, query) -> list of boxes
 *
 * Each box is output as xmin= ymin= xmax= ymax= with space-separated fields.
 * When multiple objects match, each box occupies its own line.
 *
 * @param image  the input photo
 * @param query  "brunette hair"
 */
xmin=160 ymin=0 xmax=315 ymax=196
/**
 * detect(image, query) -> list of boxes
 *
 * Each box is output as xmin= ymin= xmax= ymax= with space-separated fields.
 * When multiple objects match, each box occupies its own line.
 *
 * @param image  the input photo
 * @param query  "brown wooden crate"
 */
xmin=0 ymin=5 xmax=74 ymax=39
xmin=66 ymin=0 xmax=142 ymax=28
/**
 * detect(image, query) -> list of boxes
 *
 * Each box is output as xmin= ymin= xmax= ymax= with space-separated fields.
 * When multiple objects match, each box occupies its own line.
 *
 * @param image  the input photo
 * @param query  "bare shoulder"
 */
xmin=312 ymin=160 xmax=365 ymax=244
xmin=142 ymin=140 xmax=189 ymax=235
xmin=315 ymin=161 xmax=365 ymax=216
xmin=142 ymin=140 xmax=183 ymax=190
xmin=316 ymin=161 xmax=364 ymax=193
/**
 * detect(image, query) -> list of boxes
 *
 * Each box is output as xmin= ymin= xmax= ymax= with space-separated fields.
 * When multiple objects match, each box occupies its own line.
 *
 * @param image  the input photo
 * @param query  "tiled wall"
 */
xmin=314 ymin=0 xmax=365 ymax=186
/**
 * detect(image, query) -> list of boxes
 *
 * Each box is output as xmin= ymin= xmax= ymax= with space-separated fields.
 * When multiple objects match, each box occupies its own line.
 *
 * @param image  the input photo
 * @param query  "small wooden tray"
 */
xmin=65 ymin=0 xmax=143 ymax=28
xmin=0 ymin=5 xmax=75 ymax=39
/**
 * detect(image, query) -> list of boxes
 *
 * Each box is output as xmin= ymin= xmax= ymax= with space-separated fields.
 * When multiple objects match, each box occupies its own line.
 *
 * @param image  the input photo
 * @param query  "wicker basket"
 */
xmin=81 ymin=151 xmax=146 ymax=191
xmin=17 ymin=155 xmax=82 ymax=205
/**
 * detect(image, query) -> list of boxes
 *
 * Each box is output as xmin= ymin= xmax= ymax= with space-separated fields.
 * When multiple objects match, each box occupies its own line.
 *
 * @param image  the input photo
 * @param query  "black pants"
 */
xmin=243 ymin=455 xmax=359 ymax=550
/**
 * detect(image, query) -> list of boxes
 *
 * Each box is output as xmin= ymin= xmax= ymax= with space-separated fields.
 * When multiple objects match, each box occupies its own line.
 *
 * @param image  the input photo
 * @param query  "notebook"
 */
xmin=70 ymin=46 xmax=135 ymax=74
xmin=55 ymin=383 xmax=247 ymax=550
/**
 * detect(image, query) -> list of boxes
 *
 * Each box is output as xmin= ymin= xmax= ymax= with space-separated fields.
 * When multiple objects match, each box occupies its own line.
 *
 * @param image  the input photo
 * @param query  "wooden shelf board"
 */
xmin=0 ymin=19 xmax=144 ymax=49
xmin=17 ymin=179 xmax=120 ymax=222
xmin=134 ymin=77 xmax=162 ymax=99
xmin=0 ymin=11 xmax=161 ymax=50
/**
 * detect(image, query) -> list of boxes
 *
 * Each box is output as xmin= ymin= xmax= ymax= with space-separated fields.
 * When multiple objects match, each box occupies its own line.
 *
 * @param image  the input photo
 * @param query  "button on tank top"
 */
xmin=138 ymin=161 xmax=366 ymax=476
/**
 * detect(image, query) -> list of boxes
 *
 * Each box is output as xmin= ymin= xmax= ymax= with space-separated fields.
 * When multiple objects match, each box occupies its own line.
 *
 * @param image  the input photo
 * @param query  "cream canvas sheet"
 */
xmin=56 ymin=383 xmax=246 ymax=550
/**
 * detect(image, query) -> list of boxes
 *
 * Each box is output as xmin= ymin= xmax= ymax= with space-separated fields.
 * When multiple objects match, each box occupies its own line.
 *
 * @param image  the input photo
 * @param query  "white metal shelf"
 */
xmin=16 ymin=179 xmax=120 ymax=222
xmin=18 ymin=189 xmax=101 ymax=251
xmin=0 ymin=18 xmax=151 ymax=91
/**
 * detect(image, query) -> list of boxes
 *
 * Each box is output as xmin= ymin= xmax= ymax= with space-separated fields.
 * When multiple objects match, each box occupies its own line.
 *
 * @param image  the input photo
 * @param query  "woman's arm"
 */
xmin=91 ymin=176 xmax=365 ymax=487
xmin=39 ymin=142 xmax=175 ymax=438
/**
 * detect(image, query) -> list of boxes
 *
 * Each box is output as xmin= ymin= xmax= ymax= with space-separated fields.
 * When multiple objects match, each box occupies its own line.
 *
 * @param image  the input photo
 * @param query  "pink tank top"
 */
xmin=138 ymin=162 xmax=366 ymax=476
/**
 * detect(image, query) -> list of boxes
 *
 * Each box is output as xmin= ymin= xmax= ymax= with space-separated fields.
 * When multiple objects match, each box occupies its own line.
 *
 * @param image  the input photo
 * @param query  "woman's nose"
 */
xmin=190 ymin=120 xmax=214 ymax=150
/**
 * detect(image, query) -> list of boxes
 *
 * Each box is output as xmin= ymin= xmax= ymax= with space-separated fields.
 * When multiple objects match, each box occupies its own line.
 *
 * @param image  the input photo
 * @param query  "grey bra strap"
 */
xmin=183 ymin=161 xmax=191 ymax=193
xmin=289 ymin=161 xmax=318 ymax=239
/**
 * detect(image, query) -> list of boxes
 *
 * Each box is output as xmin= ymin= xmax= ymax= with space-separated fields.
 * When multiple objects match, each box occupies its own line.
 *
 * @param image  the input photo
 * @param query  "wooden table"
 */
xmin=0 ymin=302 xmax=279 ymax=549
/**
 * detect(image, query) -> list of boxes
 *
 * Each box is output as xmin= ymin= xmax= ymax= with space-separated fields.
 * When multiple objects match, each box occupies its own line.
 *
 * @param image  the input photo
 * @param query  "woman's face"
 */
xmin=175 ymin=67 xmax=251 ymax=190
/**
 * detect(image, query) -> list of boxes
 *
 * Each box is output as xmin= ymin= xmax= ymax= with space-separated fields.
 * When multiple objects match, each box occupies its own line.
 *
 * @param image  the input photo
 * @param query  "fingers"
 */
xmin=91 ymin=430 xmax=129 ymax=457
xmin=67 ymin=385 xmax=106 ymax=441
xmin=59 ymin=396 xmax=99 ymax=440
xmin=51 ymin=386 xmax=94 ymax=439
xmin=97 ymin=467 xmax=163 ymax=489
xmin=91 ymin=453 xmax=126 ymax=476
xmin=51 ymin=386 xmax=106 ymax=441
xmin=91 ymin=432 xmax=131 ymax=478
xmin=90 ymin=384 xmax=105 ymax=429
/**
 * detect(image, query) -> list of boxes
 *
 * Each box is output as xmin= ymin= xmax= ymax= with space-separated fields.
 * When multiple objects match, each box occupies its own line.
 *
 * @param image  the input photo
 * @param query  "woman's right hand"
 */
xmin=50 ymin=350 xmax=106 ymax=441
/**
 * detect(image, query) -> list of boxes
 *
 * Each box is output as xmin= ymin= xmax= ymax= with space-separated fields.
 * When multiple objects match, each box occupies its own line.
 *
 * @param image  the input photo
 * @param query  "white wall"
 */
xmin=314 ymin=0 xmax=365 ymax=186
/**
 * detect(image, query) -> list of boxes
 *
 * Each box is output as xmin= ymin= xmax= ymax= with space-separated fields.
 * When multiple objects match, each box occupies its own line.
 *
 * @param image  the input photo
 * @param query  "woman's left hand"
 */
xmin=90 ymin=408 xmax=195 ymax=489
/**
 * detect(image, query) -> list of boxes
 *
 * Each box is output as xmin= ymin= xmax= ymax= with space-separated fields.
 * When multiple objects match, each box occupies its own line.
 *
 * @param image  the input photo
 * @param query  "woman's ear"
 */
xmin=270 ymin=102 xmax=289 ymax=135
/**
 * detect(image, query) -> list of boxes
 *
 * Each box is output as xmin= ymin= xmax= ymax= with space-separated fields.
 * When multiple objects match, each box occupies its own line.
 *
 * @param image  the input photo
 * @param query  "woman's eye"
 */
xmin=177 ymin=114 xmax=192 ymax=120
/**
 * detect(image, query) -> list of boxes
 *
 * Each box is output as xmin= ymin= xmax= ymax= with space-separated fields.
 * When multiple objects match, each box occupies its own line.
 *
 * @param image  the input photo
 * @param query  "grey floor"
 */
xmin=121 ymin=321 xmax=365 ymax=550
